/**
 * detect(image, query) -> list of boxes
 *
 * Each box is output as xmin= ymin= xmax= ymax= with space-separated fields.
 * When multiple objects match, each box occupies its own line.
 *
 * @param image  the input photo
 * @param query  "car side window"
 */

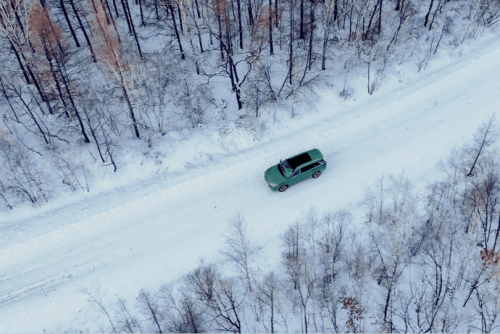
xmin=292 ymin=169 xmax=301 ymax=177
xmin=302 ymin=162 xmax=319 ymax=173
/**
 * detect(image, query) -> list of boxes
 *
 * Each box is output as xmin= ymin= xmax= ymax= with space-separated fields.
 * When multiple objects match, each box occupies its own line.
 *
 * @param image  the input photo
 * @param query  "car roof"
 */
xmin=307 ymin=148 xmax=323 ymax=161
xmin=287 ymin=153 xmax=311 ymax=170
xmin=286 ymin=149 xmax=323 ymax=170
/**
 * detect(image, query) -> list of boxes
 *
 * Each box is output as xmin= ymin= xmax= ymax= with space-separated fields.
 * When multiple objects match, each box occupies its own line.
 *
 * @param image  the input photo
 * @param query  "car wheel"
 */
xmin=312 ymin=171 xmax=321 ymax=178
xmin=279 ymin=185 xmax=288 ymax=192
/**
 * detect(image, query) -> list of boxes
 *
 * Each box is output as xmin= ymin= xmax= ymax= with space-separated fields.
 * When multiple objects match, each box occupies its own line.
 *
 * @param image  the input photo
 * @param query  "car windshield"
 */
xmin=279 ymin=161 xmax=292 ymax=176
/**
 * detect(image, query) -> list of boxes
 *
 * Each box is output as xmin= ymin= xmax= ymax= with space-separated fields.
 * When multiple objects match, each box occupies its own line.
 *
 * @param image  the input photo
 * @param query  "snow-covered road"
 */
xmin=1 ymin=36 xmax=500 ymax=331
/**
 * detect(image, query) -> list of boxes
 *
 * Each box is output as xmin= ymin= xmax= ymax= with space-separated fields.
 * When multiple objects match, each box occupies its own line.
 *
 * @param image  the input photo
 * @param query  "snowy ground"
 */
xmin=1 ymin=32 xmax=500 ymax=331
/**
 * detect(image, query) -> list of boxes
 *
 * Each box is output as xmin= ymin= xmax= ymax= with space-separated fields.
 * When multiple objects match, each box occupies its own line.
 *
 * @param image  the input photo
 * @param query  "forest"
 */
xmin=1 ymin=0 xmax=500 ymax=330
xmin=0 ymin=0 xmax=499 ymax=209
xmin=78 ymin=117 xmax=500 ymax=333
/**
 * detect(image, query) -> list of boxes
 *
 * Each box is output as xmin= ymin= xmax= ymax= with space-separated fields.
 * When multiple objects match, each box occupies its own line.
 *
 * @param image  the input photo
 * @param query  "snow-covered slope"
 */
xmin=1 ymin=33 xmax=500 ymax=331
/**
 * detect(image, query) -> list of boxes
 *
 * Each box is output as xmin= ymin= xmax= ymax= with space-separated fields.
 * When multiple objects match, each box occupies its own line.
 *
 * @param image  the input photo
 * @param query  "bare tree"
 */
xmin=136 ymin=289 xmax=164 ymax=333
xmin=91 ymin=1 xmax=141 ymax=138
xmin=67 ymin=0 xmax=97 ymax=61
xmin=29 ymin=3 xmax=92 ymax=143
xmin=466 ymin=114 xmax=496 ymax=178
xmin=366 ymin=174 xmax=418 ymax=331
xmin=281 ymin=222 xmax=315 ymax=333
xmin=463 ymin=248 xmax=500 ymax=333
xmin=317 ymin=211 xmax=352 ymax=333
xmin=183 ymin=262 xmax=245 ymax=333
xmin=115 ymin=298 xmax=143 ymax=333
xmin=158 ymin=284 xmax=204 ymax=333
xmin=364 ymin=173 xmax=418 ymax=227
xmin=254 ymin=272 xmax=282 ymax=333
xmin=0 ymin=125 xmax=49 ymax=205
xmin=82 ymin=284 xmax=118 ymax=332
xmin=220 ymin=213 xmax=261 ymax=292
xmin=411 ymin=200 xmax=467 ymax=333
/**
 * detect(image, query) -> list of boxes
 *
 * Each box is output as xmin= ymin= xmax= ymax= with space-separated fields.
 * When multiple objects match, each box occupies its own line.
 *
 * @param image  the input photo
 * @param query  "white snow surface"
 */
xmin=1 ymin=32 xmax=500 ymax=332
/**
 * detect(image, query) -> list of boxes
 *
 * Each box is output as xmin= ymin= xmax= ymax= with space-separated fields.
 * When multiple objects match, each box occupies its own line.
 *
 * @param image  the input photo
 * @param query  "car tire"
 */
xmin=279 ymin=185 xmax=288 ymax=192
xmin=312 ymin=171 xmax=321 ymax=178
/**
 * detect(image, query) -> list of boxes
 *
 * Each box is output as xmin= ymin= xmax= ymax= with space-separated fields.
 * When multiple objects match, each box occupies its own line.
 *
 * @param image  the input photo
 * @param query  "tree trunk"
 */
xmin=169 ymin=3 xmax=185 ymax=59
xmin=230 ymin=58 xmax=243 ymax=109
xmin=67 ymin=93 xmax=91 ymax=143
xmin=60 ymin=0 xmax=81 ymax=47
xmin=275 ymin=0 xmax=279 ymax=28
xmin=218 ymin=14 xmax=224 ymax=60
xmin=98 ymin=120 xmax=118 ymax=171
xmin=307 ymin=6 xmax=314 ymax=70
xmin=333 ymin=0 xmax=337 ymax=21
xmin=106 ymin=2 xmax=122 ymax=42
xmin=69 ymin=0 xmax=96 ymax=62
xmin=8 ymin=2 xmax=31 ymax=52
xmin=321 ymin=25 xmax=328 ymax=70
xmin=383 ymin=283 xmax=393 ymax=324
xmin=52 ymin=48 xmax=91 ymax=143
xmin=120 ymin=0 xmax=133 ymax=33
xmin=138 ymin=0 xmax=145 ymax=26
xmin=386 ymin=17 xmax=403 ymax=51
xmin=428 ymin=0 xmax=445 ymax=31
xmin=247 ymin=0 xmax=254 ymax=25
xmin=194 ymin=0 xmax=201 ymax=18
xmin=177 ymin=6 xmax=184 ymax=33
xmin=300 ymin=0 xmax=304 ymax=39
xmin=8 ymin=40 xmax=31 ymax=84
xmin=228 ymin=55 xmax=236 ymax=91
xmin=153 ymin=0 xmax=160 ymax=20
xmin=82 ymin=108 xmax=105 ymax=162
xmin=395 ymin=0 xmax=404 ymax=11
xmin=269 ymin=0 xmax=273 ymax=54
xmin=111 ymin=0 xmax=119 ymax=17
xmin=0 ymin=183 xmax=13 ymax=210
xmin=270 ymin=290 xmax=274 ymax=333
xmin=424 ymin=0 xmax=434 ymax=27
xmin=122 ymin=86 xmax=140 ymax=138
xmin=467 ymin=116 xmax=494 ymax=177
xmin=122 ymin=0 xmax=143 ymax=58
xmin=191 ymin=2 xmax=203 ymax=52
xmin=0 ymin=74 xmax=20 ymax=122
xmin=378 ymin=0 xmax=383 ymax=34
xmin=102 ymin=0 xmax=114 ymax=20
xmin=289 ymin=10 xmax=293 ymax=85
xmin=24 ymin=59 xmax=54 ymax=115
xmin=365 ymin=0 xmax=381 ymax=39
xmin=237 ymin=0 xmax=243 ymax=48
xmin=303 ymin=300 xmax=308 ymax=333
xmin=44 ymin=48 xmax=71 ymax=118
xmin=90 ymin=0 xmax=100 ymax=18
xmin=11 ymin=84 xmax=51 ymax=143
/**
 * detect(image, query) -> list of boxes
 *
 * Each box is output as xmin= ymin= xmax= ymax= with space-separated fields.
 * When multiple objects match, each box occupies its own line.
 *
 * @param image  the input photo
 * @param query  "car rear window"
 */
xmin=287 ymin=153 xmax=312 ymax=170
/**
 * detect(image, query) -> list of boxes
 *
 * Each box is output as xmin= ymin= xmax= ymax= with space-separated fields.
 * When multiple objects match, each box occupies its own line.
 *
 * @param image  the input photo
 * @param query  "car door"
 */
xmin=291 ymin=166 xmax=311 ymax=185
xmin=289 ymin=168 xmax=304 ymax=186
xmin=301 ymin=162 xmax=320 ymax=179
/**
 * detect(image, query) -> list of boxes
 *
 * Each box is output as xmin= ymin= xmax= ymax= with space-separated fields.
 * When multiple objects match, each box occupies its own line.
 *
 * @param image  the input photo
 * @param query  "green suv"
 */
xmin=264 ymin=149 xmax=327 ymax=192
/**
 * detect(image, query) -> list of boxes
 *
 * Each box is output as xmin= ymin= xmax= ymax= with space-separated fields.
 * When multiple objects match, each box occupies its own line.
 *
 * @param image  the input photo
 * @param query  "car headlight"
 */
xmin=268 ymin=182 xmax=278 ymax=187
